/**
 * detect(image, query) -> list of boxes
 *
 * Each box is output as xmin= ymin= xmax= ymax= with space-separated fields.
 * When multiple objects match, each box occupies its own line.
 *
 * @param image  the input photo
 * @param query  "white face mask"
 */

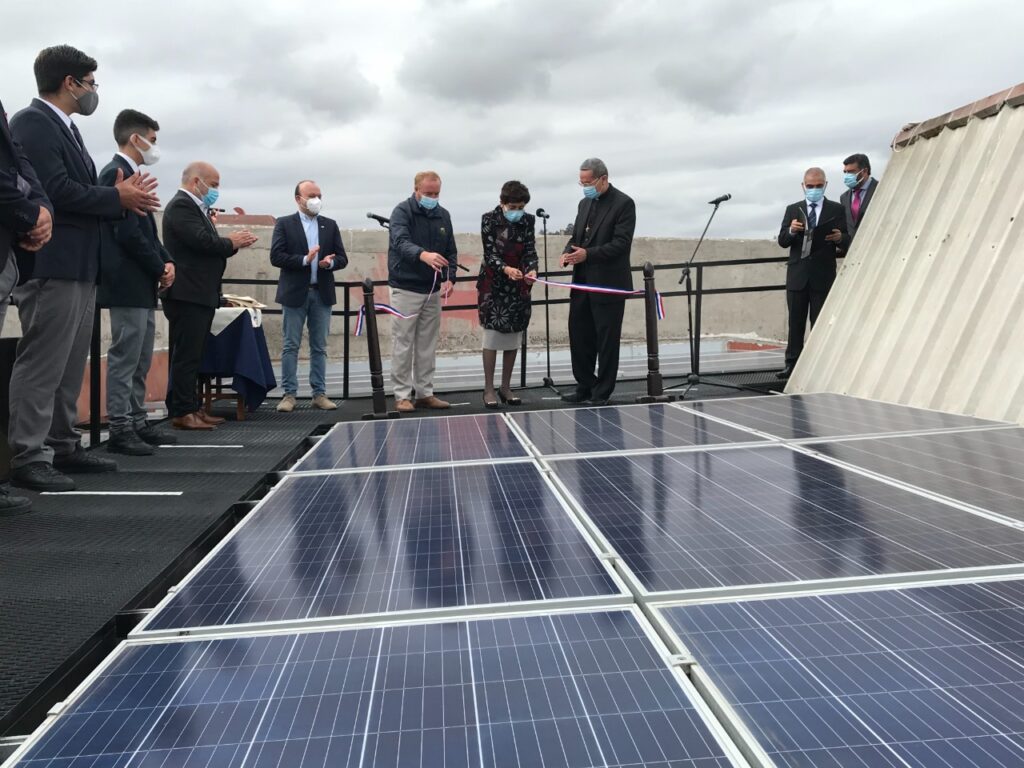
xmin=304 ymin=197 xmax=322 ymax=216
xmin=133 ymin=134 xmax=161 ymax=166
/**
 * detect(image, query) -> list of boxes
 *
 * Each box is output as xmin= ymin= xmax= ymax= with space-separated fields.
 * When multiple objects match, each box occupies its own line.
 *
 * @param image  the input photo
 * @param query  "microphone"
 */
xmin=535 ymin=208 xmax=550 ymax=219
xmin=708 ymin=194 xmax=731 ymax=205
xmin=366 ymin=212 xmax=390 ymax=226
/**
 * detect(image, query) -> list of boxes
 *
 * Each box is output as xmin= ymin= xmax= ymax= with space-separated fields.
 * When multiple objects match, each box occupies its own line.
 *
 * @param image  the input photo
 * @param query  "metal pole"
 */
xmin=541 ymin=216 xmax=553 ymax=388
xmin=694 ymin=265 xmax=704 ymax=377
xmin=342 ymin=287 xmax=350 ymax=400
xmin=89 ymin=306 xmax=102 ymax=446
xmin=520 ymin=330 xmax=527 ymax=389
xmin=636 ymin=262 xmax=668 ymax=403
xmin=361 ymin=278 xmax=398 ymax=420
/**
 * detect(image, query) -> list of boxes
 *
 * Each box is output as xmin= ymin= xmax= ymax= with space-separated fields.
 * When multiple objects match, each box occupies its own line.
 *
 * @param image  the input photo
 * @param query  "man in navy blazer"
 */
xmin=8 ymin=45 xmax=159 ymax=493
xmin=270 ymin=180 xmax=347 ymax=412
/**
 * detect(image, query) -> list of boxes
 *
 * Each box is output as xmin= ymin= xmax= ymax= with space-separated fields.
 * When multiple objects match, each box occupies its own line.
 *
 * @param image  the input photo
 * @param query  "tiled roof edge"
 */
xmin=892 ymin=82 xmax=1024 ymax=149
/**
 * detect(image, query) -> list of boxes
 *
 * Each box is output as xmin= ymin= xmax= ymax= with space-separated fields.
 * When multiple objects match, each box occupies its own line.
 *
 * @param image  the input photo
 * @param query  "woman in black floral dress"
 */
xmin=477 ymin=180 xmax=538 ymax=407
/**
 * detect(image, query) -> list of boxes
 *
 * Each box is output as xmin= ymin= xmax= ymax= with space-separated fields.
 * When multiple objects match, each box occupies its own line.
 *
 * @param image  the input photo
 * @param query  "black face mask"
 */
xmin=72 ymin=80 xmax=99 ymax=117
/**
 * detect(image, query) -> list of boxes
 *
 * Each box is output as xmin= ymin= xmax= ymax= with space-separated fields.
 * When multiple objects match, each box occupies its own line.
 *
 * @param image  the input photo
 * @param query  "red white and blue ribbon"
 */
xmin=530 ymin=277 xmax=667 ymax=320
xmin=354 ymin=303 xmax=419 ymax=336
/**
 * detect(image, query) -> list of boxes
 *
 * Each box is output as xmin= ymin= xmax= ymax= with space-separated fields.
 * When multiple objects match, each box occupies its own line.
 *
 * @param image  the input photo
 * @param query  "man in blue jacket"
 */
xmin=387 ymin=171 xmax=457 ymax=413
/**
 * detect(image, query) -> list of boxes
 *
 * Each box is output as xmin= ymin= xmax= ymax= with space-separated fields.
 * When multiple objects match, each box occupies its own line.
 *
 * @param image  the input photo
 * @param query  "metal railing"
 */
xmin=87 ymin=254 xmax=800 ymax=441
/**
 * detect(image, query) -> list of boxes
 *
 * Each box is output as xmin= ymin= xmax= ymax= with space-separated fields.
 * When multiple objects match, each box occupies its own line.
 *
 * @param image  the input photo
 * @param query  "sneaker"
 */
xmin=0 ymin=484 xmax=32 ymax=515
xmin=108 ymin=430 xmax=155 ymax=456
xmin=136 ymin=424 xmax=176 ymax=446
xmin=12 ymin=462 xmax=76 ymax=492
xmin=312 ymin=394 xmax=338 ymax=410
xmin=276 ymin=395 xmax=297 ymax=413
xmin=395 ymin=399 xmax=415 ymax=413
xmin=53 ymin=447 xmax=118 ymax=474
xmin=414 ymin=396 xmax=450 ymax=410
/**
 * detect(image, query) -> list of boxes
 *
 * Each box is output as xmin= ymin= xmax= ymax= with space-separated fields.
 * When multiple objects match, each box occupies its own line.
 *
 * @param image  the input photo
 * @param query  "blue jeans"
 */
xmin=281 ymin=289 xmax=332 ymax=396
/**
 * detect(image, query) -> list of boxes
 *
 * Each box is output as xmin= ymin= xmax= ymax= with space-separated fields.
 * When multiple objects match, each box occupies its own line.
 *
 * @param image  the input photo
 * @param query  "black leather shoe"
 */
xmin=53 ymin=448 xmax=118 ymax=474
xmin=776 ymin=367 xmax=793 ymax=380
xmin=136 ymin=424 xmax=176 ymax=446
xmin=586 ymin=398 xmax=611 ymax=407
xmin=561 ymin=391 xmax=592 ymax=404
xmin=12 ymin=462 xmax=75 ymax=492
xmin=0 ymin=484 xmax=32 ymax=515
xmin=108 ymin=431 xmax=155 ymax=456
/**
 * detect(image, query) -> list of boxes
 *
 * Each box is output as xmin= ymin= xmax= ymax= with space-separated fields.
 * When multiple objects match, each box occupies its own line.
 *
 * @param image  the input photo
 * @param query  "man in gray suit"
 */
xmin=839 ymin=153 xmax=879 ymax=253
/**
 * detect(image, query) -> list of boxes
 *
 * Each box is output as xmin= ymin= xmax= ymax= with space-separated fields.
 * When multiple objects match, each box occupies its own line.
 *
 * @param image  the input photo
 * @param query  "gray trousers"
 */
xmin=0 ymin=253 xmax=18 ymax=333
xmin=390 ymin=288 xmax=441 ymax=401
xmin=9 ymin=278 xmax=95 ymax=467
xmin=106 ymin=307 xmax=155 ymax=434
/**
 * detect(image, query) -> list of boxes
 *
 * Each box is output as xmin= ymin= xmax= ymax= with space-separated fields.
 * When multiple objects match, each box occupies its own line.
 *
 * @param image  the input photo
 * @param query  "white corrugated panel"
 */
xmin=787 ymin=99 xmax=1024 ymax=425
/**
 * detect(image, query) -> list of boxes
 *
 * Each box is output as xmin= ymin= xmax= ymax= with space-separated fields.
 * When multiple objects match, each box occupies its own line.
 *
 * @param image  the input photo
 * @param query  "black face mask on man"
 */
xmin=72 ymin=79 xmax=99 ymax=116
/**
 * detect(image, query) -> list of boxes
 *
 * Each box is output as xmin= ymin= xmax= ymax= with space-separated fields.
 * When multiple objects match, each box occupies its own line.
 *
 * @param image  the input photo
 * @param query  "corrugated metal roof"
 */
xmin=787 ymin=82 xmax=1024 ymax=425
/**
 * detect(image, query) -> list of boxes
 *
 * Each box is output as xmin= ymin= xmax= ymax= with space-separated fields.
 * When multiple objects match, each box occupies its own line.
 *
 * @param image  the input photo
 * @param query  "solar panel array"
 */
xmin=9 ymin=395 xmax=1024 ymax=768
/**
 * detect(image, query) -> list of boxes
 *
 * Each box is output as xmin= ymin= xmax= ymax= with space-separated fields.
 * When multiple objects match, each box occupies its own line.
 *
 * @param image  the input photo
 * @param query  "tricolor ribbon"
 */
xmin=529 ymin=277 xmax=666 ymax=320
xmin=354 ymin=303 xmax=420 ymax=336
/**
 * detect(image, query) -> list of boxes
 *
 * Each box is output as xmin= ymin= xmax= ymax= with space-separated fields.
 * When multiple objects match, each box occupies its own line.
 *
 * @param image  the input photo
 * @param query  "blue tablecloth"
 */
xmin=200 ymin=311 xmax=277 ymax=412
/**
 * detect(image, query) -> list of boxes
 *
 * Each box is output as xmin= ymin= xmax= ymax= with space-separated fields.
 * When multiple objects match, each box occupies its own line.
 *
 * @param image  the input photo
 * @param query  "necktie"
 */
xmin=852 ymin=189 xmax=862 ymax=222
xmin=807 ymin=202 xmax=818 ymax=230
xmin=69 ymin=121 xmax=95 ymax=175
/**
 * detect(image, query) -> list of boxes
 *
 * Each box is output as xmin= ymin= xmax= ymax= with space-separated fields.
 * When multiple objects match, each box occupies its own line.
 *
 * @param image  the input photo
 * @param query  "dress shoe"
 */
xmin=586 ymin=398 xmax=612 ymax=407
xmin=196 ymin=410 xmax=226 ymax=426
xmin=561 ymin=391 xmax=592 ymax=404
xmin=0 ymin=484 xmax=32 ymax=515
xmin=107 ymin=430 xmax=155 ymax=456
xmin=414 ymin=395 xmax=450 ymax=410
xmin=312 ymin=393 xmax=338 ymax=410
xmin=776 ymin=366 xmax=793 ymax=380
xmin=276 ymin=395 xmax=296 ymax=413
xmin=137 ymin=424 xmax=176 ymax=446
xmin=173 ymin=413 xmax=215 ymax=430
xmin=12 ymin=462 xmax=75 ymax=493
xmin=395 ymin=399 xmax=415 ymax=413
xmin=54 ymin=447 xmax=117 ymax=474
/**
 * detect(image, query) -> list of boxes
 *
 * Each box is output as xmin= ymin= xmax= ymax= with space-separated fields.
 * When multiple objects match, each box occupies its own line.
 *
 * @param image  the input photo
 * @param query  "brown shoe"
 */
xmin=196 ymin=410 xmax=226 ymax=426
xmin=312 ymin=394 xmax=337 ymax=410
xmin=276 ymin=395 xmax=296 ymax=413
xmin=395 ymin=399 xmax=415 ymax=413
xmin=414 ymin=395 xmax=450 ymax=410
xmin=172 ymin=413 xmax=215 ymax=430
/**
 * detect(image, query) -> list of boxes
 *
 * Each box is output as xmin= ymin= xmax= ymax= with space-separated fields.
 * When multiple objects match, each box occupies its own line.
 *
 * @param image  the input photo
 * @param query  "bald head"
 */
xmin=181 ymin=162 xmax=220 ymax=199
xmin=803 ymin=167 xmax=826 ymax=185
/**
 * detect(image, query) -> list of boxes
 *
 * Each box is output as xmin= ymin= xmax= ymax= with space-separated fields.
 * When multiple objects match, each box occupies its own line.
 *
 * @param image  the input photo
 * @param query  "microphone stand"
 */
xmin=539 ymin=214 xmax=559 ymax=394
xmin=665 ymin=200 xmax=745 ymax=399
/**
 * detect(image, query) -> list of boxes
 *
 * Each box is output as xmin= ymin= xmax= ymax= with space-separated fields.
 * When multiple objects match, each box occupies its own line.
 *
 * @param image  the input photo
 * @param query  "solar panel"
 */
xmin=683 ymin=393 xmax=1006 ymax=440
xmin=292 ymin=414 xmax=528 ymax=472
xmin=660 ymin=578 xmax=1024 ymax=768
xmin=810 ymin=428 xmax=1024 ymax=523
xmin=137 ymin=463 xmax=625 ymax=635
xmin=15 ymin=610 xmax=738 ymax=768
xmin=512 ymin=404 xmax=768 ymax=456
xmin=550 ymin=446 xmax=1024 ymax=597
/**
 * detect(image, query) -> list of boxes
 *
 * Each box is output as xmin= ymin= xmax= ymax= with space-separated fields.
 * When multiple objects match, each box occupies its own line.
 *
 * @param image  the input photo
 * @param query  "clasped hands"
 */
xmin=303 ymin=245 xmax=335 ymax=269
xmin=560 ymin=245 xmax=587 ymax=267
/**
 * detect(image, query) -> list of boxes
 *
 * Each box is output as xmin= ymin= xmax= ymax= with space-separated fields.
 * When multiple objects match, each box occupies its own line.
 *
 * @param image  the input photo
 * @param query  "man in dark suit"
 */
xmin=270 ymin=179 xmax=347 ymax=413
xmin=0 ymin=97 xmax=53 ymax=513
xmin=162 ymin=162 xmax=257 ymax=430
xmin=8 ymin=45 xmax=160 ymax=492
xmin=776 ymin=167 xmax=848 ymax=379
xmin=839 ymin=153 xmax=879 ymax=251
xmin=560 ymin=157 xmax=636 ymax=405
xmin=98 ymin=109 xmax=176 ymax=455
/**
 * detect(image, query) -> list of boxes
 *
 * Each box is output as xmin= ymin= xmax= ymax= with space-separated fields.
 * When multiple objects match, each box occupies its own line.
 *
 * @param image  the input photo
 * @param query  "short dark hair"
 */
xmin=34 ymin=45 xmax=98 ymax=95
xmin=294 ymin=179 xmax=315 ymax=197
xmin=843 ymin=153 xmax=871 ymax=173
xmin=499 ymin=180 xmax=530 ymax=205
xmin=113 ymin=109 xmax=159 ymax=146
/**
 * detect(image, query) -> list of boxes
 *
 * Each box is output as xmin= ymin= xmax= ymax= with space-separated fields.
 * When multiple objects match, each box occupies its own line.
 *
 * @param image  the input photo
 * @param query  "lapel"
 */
xmin=113 ymin=155 xmax=163 ymax=239
xmin=861 ymin=178 xmax=878 ymax=212
xmin=31 ymin=98 xmax=94 ymax=181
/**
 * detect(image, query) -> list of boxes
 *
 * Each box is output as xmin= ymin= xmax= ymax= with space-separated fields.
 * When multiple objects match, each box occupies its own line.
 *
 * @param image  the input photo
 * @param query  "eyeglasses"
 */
xmin=578 ymin=176 xmax=606 ymax=187
xmin=803 ymin=183 xmax=825 ymax=189
xmin=75 ymin=78 xmax=99 ymax=91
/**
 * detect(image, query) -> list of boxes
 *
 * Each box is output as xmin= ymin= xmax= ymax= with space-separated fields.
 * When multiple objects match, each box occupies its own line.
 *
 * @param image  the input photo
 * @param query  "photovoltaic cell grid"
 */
xmin=810 ymin=428 xmax=1024 ymax=523
xmin=15 ymin=611 xmax=735 ymax=768
xmin=661 ymin=578 xmax=1024 ymax=768
xmin=512 ymin=404 xmax=768 ymax=456
xmin=683 ymin=392 xmax=1006 ymax=440
xmin=139 ymin=463 xmax=623 ymax=633
xmin=551 ymin=447 xmax=1024 ymax=595
xmin=292 ymin=414 xmax=528 ymax=472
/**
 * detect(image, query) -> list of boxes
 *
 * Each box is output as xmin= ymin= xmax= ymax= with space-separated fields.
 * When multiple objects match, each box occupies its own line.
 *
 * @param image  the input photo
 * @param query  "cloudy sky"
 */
xmin=2 ymin=0 xmax=1021 ymax=238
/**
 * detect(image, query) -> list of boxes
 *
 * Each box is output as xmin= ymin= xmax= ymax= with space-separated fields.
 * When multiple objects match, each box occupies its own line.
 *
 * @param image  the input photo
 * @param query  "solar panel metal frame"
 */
xmin=130 ymin=462 xmax=634 ymax=641
xmin=287 ymin=412 xmax=533 ymax=475
xmin=673 ymin=392 xmax=1015 ymax=443
xmin=542 ymin=447 xmax=1024 ymax=606
xmin=4 ymin=605 xmax=754 ymax=768
xmin=646 ymin=572 xmax=1024 ymax=768
xmin=511 ymin=403 xmax=774 ymax=462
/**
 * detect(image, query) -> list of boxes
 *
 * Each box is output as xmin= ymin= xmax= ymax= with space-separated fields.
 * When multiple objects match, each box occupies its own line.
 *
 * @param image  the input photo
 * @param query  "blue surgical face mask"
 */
xmin=581 ymin=185 xmax=599 ymax=200
xmin=804 ymin=187 xmax=824 ymax=204
xmin=843 ymin=172 xmax=862 ymax=189
xmin=200 ymin=180 xmax=220 ymax=208
xmin=503 ymin=208 xmax=525 ymax=223
xmin=418 ymin=195 xmax=439 ymax=210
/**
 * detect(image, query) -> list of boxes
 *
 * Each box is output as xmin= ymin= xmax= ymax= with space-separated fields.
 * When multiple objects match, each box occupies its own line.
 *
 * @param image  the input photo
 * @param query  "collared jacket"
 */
xmin=387 ymin=196 xmax=457 ymax=293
